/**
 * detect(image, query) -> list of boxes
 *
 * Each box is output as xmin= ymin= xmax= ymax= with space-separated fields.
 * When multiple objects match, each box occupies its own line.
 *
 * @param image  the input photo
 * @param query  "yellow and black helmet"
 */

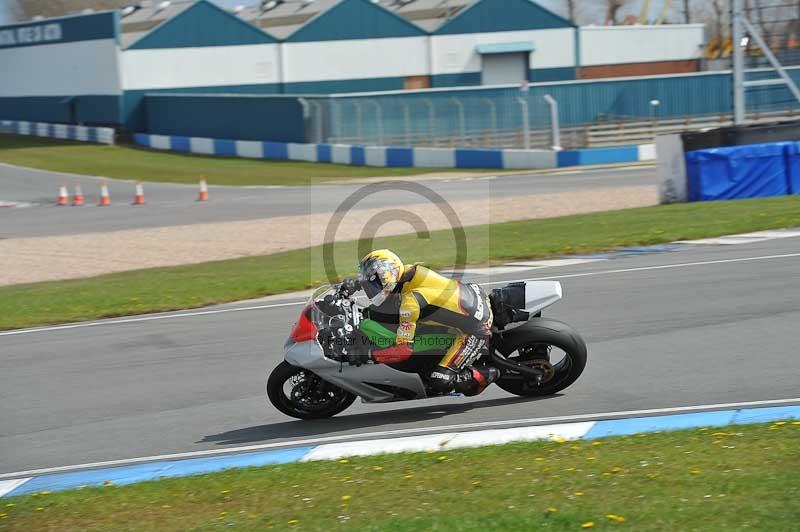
xmin=357 ymin=249 xmax=404 ymax=306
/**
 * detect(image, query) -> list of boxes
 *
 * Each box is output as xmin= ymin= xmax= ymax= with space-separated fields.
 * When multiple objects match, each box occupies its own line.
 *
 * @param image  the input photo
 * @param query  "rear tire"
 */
xmin=495 ymin=318 xmax=587 ymax=397
xmin=267 ymin=361 xmax=356 ymax=420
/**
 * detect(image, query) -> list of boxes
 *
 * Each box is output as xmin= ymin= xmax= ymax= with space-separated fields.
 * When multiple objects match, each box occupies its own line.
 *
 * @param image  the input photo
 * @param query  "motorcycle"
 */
xmin=267 ymin=280 xmax=587 ymax=419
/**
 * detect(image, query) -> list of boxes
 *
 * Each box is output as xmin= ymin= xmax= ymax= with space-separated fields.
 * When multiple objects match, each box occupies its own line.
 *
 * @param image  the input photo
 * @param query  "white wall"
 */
xmin=282 ymin=36 xmax=428 ymax=83
xmin=431 ymin=28 xmax=576 ymax=76
xmin=122 ymin=43 xmax=281 ymax=90
xmin=0 ymin=39 xmax=121 ymax=96
xmin=579 ymin=25 xmax=705 ymax=66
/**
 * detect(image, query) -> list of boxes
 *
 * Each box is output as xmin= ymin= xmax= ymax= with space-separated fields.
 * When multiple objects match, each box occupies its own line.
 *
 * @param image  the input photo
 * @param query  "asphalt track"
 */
xmin=0 ymin=162 xmax=654 ymax=238
xmin=1 ymin=237 xmax=798 ymax=474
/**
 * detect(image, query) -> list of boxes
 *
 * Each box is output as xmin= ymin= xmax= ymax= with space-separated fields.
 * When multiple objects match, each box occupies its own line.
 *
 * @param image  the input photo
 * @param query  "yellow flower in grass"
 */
xmin=581 ymin=521 xmax=595 ymax=528
xmin=546 ymin=507 xmax=558 ymax=513
xmin=574 ymin=491 xmax=584 ymax=497
xmin=591 ymin=441 xmax=602 ymax=446
xmin=791 ymin=421 xmax=800 ymax=425
xmin=220 ymin=489 xmax=232 ymax=494
xmin=288 ymin=519 xmax=299 ymax=525
xmin=438 ymin=456 xmax=448 ymax=462
xmin=161 ymin=505 xmax=172 ymax=509
xmin=690 ymin=468 xmax=702 ymax=475
xmin=607 ymin=514 xmax=626 ymax=523
xmin=553 ymin=436 xmax=566 ymax=444
xmin=404 ymin=474 xmax=413 ymax=480
xmin=373 ymin=466 xmax=383 ymax=472
xmin=341 ymin=495 xmax=352 ymax=502
xmin=338 ymin=459 xmax=349 ymax=464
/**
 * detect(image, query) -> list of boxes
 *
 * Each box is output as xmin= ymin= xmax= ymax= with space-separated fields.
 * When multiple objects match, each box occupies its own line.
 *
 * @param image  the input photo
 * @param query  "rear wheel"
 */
xmin=267 ymin=361 xmax=356 ymax=420
xmin=495 ymin=319 xmax=587 ymax=397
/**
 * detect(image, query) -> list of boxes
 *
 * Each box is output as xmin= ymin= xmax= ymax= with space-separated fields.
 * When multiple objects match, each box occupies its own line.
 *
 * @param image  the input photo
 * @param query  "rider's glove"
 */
xmin=338 ymin=277 xmax=361 ymax=297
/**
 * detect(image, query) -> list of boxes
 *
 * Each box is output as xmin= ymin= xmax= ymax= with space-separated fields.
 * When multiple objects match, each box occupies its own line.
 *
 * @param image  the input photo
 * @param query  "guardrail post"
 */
xmin=401 ymin=101 xmax=411 ymax=146
xmin=543 ymin=94 xmax=561 ymax=151
xmin=517 ymin=94 xmax=530 ymax=150
xmin=353 ymin=100 xmax=363 ymax=144
xmin=308 ymin=99 xmax=324 ymax=143
xmin=422 ymin=98 xmax=435 ymax=146
xmin=483 ymin=97 xmax=498 ymax=147
xmin=367 ymin=99 xmax=384 ymax=146
xmin=451 ymin=97 xmax=466 ymax=146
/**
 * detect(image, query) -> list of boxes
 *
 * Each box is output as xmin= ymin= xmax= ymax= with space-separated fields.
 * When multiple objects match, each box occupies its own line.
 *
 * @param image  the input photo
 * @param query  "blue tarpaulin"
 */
xmin=684 ymin=142 xmax=791 ymax=201
xmin=786 ymin=142 xmax=800 ymax=195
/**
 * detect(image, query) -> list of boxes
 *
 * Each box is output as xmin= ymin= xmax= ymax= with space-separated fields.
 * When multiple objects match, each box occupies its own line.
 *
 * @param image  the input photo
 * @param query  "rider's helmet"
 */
xmin=357 ymin=249 xmax=404 ymax=306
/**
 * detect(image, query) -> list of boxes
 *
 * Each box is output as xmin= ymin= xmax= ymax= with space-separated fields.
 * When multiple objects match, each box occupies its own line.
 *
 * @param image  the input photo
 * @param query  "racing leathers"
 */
xmin=371 ymin=264 xmax=498 ymax=396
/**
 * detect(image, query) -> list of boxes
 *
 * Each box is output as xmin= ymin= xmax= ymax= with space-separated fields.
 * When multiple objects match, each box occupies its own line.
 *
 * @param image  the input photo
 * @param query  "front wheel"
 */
xmin=267 ymin=361 xmax=356 ymax=420
xmin=494 ymin=318 xmax=587 ymax=397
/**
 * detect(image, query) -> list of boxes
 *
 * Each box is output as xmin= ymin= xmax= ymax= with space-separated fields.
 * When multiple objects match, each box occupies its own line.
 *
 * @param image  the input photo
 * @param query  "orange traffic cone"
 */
xmin=197 ymin=177 xmax=209 ymax=202
xmin=57 ymin=183 xmax=68 ymax=206
xmin=133 ymin=180 xmax=145 ymax=205
xmin=99 ymin=181 xmax=111 ymax=206
xmin=72 ymin=182 xmax=84 ymax=206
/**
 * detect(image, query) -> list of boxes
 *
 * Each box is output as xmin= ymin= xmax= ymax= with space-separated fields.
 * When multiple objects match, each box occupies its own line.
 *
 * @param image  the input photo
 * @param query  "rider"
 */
xmin=355 ymin=249 xmax=499 ymax=396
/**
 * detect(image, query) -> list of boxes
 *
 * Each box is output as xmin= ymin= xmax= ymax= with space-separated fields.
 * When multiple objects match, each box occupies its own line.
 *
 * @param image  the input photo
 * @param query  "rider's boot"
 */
xmin=455 ymin=366 xmax=500 ymax=396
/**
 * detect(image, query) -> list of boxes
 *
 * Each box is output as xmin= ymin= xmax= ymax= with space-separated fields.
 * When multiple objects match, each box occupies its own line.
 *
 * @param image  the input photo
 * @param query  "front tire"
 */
xmin=494 ymin=318 xmax=587 ymax=397
xmin=267 ymin=361 xmax=356 ymax=420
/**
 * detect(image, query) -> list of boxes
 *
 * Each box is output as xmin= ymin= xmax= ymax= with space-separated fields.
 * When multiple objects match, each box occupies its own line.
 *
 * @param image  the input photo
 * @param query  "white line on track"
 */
xmin=1 ymin=397 xmax=797 ymax=480
xmin=1 ymin=251 xmax=798 ymax=337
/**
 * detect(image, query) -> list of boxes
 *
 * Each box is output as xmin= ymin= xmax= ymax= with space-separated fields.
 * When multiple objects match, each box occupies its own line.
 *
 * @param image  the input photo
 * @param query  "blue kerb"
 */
xmin=317 ymin=144 xmax=332 ymax=163
xmin=386 ymin=147 xmax=413 ymax=167
xmin=350 ymin=146 xmax=366 ymax=166
xmin=262 ymin=141 xmax=288 ymax=160
xmin=455 ymin=148 xmax=503 ymax=168
xmin=558 ymin=146 xmax=639 ymax=167
xmin=170 ymin=136 xmax=191 ymax=153
xmin=133 ymin=133 xmax=150 ymax=147
xmin=11 ymin=447 xmax=314 ymax=496
xmin=213 ymin=139 xmax=237 ymax=157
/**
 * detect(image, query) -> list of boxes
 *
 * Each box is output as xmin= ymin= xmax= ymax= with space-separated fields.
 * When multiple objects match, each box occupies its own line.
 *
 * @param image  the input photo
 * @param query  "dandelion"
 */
xmin=581 ymin=521 xmax=595 ymax=528
xmin=606 ymin=514 xmax=626 ymax=523
xmin=586 ymin=456 xmax=596 ymax=461
xmin=591 ymin=441 xmax=602 ymax=446
xmin=162 ymin=505 xmax=172 ymax=509
xmin=574 ymin=491 xmax=584 ymax=497
xmin=404 ymin=474 xmax=413 ymax=480
xmin=535 ymin=457 xmax=545 ymax=462
xmin=288 ymin=519 xmax=299 ymax=525
xmin=438 ymin=456 xmax=448 ymax=462
xmin=339 ymin=459 xmax=349 ymax=464
xmin=547 ymin=507 xmax=558 ymax=513
xmin=36 ymin=507 xmax=44 ymax=512
xmin=553 ymin=436 xmax=566 ymax=444
xmin=611 ymin=466 xmax=622 ymax=473
xmin=774 ymin=421 xmax=787 ymax=426
xmin=567 ymin=467 xmax=576 ymax=472
xmin=5 ymin=504 xmax=14 ymax=508
xmin=690 ymin=468 xmax=702 ymax=475
xmin=341 ymin=495 xmax=352 ymax=502
xmin=39 ymin=491 xmax=50 ymax=495
xmin=602 ymin=472 xmax=611 ymax=477
xmin=373 ymin=466 xmax=383 ymax=472
xmin=220 ymin=489 xmax=232 ymax=494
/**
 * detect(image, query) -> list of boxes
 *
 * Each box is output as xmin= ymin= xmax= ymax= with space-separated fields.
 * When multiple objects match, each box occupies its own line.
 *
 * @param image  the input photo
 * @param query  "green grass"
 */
xmin=2 ymin=421 xmax=798 ymax=531
xmin=0 ymin=134 xmax=457 ymax=186
xmin=1 ymin=195 xmax=799 ymax=330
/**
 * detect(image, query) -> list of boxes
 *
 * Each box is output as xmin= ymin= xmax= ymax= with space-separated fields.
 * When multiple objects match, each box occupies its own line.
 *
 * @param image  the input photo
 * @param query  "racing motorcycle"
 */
xmin=267 ymin=280 xmax=587 ymax=419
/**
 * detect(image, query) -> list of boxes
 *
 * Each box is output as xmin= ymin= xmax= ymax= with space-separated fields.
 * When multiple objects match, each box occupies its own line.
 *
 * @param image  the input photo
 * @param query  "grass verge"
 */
xmin=0 ymin=134 xmax=457 ymax=186
xmin=1 ymin=195 xmax=799 ymax=330
xmin=2 ymin=421 xmax=798 ymax=531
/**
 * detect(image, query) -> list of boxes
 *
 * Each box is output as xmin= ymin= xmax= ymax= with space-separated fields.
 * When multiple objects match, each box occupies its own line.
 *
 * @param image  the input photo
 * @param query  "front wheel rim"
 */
xmin=281 ymin=370 xmax=349 ymax=414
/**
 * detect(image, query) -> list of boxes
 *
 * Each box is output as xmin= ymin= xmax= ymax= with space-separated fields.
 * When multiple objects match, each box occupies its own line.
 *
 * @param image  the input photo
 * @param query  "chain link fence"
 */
xmin=302 ymin=68 xmax=800 ymax=149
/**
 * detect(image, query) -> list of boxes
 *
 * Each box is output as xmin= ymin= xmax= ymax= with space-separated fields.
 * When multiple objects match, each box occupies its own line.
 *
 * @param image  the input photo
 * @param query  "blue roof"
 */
xmin=127 ymin=0 xmax=276 ymax=50
xmin=286 ymin=0 xmax=425 ymax=42
xmin=477 ymin=41 xmax=536 ymax=54
xmin=435 ymin=0 xmax=576 ymax=35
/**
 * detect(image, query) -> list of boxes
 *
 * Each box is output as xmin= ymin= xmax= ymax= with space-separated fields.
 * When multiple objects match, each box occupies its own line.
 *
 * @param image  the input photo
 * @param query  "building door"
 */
xmin=481 ymin=53 xmax=527 ymax=85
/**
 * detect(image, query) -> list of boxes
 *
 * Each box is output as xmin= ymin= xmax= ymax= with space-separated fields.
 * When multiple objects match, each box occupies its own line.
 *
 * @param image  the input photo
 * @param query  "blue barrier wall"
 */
xmin=787 ymin=142 xmax=800 ymax=195
xmin=685 ymin=142 xmax=798 ymax=202
xmin=143 ymin=94 xmax=306 ymax=143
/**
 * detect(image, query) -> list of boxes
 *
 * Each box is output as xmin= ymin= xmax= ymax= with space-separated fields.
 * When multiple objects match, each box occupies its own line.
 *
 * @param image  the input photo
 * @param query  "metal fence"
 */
xmin=302 ymin=67 xmax=800 ymax=149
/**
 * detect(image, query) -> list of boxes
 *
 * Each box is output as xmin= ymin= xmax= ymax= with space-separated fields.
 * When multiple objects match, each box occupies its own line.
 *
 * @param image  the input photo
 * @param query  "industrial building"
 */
xmin=0 ymin=0 xmax=708 ymax=135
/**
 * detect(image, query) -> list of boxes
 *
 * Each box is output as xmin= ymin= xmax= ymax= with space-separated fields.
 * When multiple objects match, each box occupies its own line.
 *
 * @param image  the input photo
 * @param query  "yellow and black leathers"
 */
xmin=371 ymin=264 xmax=495 ymax=395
